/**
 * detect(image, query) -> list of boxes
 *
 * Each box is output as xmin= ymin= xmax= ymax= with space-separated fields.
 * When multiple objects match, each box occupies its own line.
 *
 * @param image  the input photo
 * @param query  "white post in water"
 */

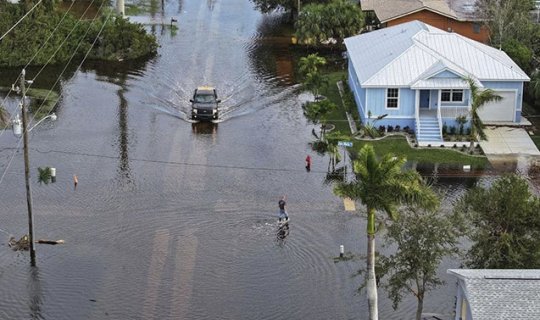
xmin=340 ymin=245 xmax=344 ymax=258
xmin=50 ymin=167 xmax=56 ymax=183
xmin=117 ymin=0 xmax=125 ymax=17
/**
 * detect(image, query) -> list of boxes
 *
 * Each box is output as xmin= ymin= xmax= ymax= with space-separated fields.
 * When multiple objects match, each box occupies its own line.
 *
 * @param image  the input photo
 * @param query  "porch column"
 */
xmin=415 ymin=89 xmax=419 ymax=113
xmin=468 ymin=90 xmax=472 ymax=111
xmin=437 ymin=89 xmax=442 ymax=109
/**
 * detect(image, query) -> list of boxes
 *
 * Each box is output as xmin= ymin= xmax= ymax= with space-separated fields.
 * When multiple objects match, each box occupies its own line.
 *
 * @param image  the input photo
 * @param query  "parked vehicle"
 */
xmin=190 ymin=86 xmax=220 ymax=121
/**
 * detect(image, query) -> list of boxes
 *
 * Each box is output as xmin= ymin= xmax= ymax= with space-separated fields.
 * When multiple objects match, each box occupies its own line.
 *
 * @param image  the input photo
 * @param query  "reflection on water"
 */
xmin=117 ymin=87 xmax=132 ymax=184
xmin=27 ymin=267 xmax=42 ymax=320
xmin=247 ymin=13 xmax=297 ymax=86
xmin=191 ymin=122 xmax=218 ymax=135
xmin=276 ymin=223 xmax=290 ymax=247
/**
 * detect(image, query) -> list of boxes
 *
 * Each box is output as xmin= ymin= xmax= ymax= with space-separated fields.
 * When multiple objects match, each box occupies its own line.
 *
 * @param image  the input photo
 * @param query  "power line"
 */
xmin=0 ymin=0 xmax=79 ymax=141
xmin=34 ymin=148 xmax=332 ymax=174
xmin=0 ymin=0 xmax=44 ymax=42
xmin=0 ymin=1 xmax=110 ymax=188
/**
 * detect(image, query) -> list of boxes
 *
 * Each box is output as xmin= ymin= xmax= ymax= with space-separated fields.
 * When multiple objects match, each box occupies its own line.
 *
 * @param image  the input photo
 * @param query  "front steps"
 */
xmin=416 ymin=116 xmax=442 ymax=145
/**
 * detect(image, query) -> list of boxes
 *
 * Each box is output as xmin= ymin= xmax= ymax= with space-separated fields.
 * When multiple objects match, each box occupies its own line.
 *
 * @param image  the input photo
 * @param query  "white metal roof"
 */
xmin=411 ymin=77 xmax=471 ymax=89
xmin=344 ymin=21 xmax=530 ymax=88
xmin=448 ymin=269 xmax=540 ymax=320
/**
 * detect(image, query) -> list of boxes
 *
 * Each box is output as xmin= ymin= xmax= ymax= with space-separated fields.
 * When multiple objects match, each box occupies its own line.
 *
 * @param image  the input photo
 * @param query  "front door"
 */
xmin=420 ymin=90 xmax=430 ymax=109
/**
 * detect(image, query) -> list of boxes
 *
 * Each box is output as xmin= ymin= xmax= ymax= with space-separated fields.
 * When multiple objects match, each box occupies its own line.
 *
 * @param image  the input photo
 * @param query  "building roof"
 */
xmin=361 ymin=0 xmax=480 ymax=23
xmin=344 ymin=20 xmax=529 ymax=88
xmin=448 ymin=269 xmax=540 ymax=320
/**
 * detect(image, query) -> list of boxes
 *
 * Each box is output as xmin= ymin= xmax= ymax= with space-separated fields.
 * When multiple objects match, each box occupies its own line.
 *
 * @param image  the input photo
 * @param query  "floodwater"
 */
xmin=0 ymin=0 xmax=537 ymax=319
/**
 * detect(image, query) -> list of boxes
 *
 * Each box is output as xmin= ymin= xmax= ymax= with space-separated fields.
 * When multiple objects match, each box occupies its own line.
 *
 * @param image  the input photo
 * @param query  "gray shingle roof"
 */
xmin=361 ymin=0 xmax=480 ymax=22
xmin=448 ymin=269 xmax=540 ymax=320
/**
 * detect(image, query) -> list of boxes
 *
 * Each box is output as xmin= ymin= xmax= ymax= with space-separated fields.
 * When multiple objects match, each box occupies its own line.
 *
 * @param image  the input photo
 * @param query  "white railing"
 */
xmin=415 ymin=104 xmax=420 ymax=136
xmin=440 ymin=106 xmax=470 ymax=119
xmin=437 ymin=106 xmax=442 ymax=139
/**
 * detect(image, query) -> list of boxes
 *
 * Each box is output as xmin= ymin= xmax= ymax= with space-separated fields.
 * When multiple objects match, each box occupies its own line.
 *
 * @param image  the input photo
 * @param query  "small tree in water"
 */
xmin=298 ymin=53 xmax=327 ymax=100
xmin=376 ymin=208 xmax=463 ymax=320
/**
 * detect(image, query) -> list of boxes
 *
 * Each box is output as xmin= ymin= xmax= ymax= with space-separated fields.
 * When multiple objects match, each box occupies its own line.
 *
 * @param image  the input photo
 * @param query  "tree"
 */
xmin=303 ymin=98 xmax=336 ymax=141
xmin=466 ymin=77 xmax=501 ymax=151
xmin=455 ymin=174 xmax=540 ymax=268
xmin=501 ymin=38 xmax=533 ymax=73
xmin=295 ymin=0 xmax=364 ymax=46
xmin=529 ymin=70 xmax=540 ymax=106
xmin=377 ymin=208 xmax=462 ymax=320
xmin=298 ymin=53 xmax=327 ymax=99
xmin=475 ymin=0 xmax=535 ymax=48
xmin=249 ymin=0 xmax=328 ymax=17
xmin=333 ymin=144 xmax=439 ymax=320
xmin=0 ymin=2 xmax=157 ymax=67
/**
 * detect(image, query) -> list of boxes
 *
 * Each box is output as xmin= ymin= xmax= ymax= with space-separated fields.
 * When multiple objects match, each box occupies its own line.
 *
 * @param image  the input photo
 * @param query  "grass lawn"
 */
xmin=532 ymin=136 xmax=540 ymax=149
xmin=352 ymin=136 xmax=489 ymax=167
xmin=319 ymin=70 xmax=353 ymax=133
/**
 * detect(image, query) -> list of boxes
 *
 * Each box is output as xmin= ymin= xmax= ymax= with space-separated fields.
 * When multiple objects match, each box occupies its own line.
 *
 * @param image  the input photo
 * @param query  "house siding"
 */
xmin=454 ymin=280 xmax=473 ymax=320
xmin=348 ymin=61 xmax=367 ymax=122
xmin=366 ymin=88 xmax=415 ymax=117
xmin=386 ymin=10 xmax=489 ymax=43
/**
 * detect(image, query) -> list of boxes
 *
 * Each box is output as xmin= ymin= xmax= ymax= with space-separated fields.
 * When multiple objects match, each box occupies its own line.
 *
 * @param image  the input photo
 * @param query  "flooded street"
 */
xmin=0 ymin=0 xmax=533 ymax=319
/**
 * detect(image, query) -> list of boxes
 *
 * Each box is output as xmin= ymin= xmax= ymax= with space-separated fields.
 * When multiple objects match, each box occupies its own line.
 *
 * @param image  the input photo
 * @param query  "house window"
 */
xmin=386 ymin=88 xmax=399 ymax=108
xmin=441 ymin=89 xmax=464 ymax=102
xmin=473 ymin=23 xmax=481 ymax=34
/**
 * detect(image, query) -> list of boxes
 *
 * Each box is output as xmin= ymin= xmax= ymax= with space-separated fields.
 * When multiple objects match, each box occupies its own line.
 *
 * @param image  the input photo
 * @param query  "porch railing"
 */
xmin=415 ymin=103 xmax=420 ymax=137
xmin=440 ymin=106 xmax=470 ymax=119
xmin=437 ymin=105 xmax=442 ymax=139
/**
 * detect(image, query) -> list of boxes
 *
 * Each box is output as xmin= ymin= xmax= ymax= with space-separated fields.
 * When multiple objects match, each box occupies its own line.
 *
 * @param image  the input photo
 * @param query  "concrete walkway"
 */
xmin=480 ymin=127 xmax=540 ymax=156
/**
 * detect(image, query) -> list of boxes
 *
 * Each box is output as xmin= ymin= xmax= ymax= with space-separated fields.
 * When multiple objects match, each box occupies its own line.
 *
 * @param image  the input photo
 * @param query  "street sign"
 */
xmin=338 ymin=141 xmax=353 ymax=147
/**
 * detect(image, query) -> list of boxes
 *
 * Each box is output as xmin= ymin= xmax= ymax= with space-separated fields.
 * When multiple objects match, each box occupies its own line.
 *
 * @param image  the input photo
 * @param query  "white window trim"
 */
xmin=441 ymin=89 xmax=464 ymax=104
xmin=385 ymin=88 xmax=400 ymax=110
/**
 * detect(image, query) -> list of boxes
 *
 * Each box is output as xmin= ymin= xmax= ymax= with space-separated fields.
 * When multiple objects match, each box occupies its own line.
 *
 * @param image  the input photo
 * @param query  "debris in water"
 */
xmin=8 ymin=235 xmax=30 ymax=251
xmin=37 ymin=239 xmax=65 ymax=245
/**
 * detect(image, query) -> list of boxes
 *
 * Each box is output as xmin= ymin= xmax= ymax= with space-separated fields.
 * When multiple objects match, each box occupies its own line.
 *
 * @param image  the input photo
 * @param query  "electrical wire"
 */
xmin=0 ymin=1 xmax=112 ymax=237
xmin=0 ymin=0 xmax=110 ymax=188
xmin=0 ymin=0 xmax=43 ymax=42
xmin=0 ymin=0 xmax=78 ymax=141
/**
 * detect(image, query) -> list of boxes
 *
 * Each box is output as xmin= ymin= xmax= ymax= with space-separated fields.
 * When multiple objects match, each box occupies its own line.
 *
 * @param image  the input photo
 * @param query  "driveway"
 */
xmin=480 ymin=127 xmax=540 ymax=156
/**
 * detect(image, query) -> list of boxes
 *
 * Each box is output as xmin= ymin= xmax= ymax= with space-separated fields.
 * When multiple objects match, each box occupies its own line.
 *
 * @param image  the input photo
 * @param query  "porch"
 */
xmin=414 ymin=87 xmax=470 ymax=144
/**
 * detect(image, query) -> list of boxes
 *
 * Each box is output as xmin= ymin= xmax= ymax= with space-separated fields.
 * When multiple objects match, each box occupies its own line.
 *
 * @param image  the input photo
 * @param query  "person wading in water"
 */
xmin=278 ymin=195 xmax=288 ymax=222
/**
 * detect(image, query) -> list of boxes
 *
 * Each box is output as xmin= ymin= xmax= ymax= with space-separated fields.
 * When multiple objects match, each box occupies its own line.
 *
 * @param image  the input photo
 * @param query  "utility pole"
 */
xmin=20 ymin=69 xmax=36 ymax=266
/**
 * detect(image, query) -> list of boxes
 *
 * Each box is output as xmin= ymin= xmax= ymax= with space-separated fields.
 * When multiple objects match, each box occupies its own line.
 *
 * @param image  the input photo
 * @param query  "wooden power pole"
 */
xmin=20 ymin=69 xmax=36 ymax=266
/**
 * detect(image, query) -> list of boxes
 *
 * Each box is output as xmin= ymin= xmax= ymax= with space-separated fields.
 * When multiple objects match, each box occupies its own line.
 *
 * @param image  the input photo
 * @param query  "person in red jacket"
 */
xmin=305 ymin=155 xmax=311 ymax=171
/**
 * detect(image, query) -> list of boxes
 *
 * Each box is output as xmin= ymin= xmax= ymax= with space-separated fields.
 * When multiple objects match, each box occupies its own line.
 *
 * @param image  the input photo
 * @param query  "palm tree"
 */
xmin=466 ymin=77 xmax=501 ymax=151
xmin=334 ymin=145 xmax=439 ymax=320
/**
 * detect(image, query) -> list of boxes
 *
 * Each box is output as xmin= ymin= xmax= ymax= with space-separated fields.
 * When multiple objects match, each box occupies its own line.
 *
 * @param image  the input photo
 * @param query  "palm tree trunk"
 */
xmin=469 ymin=125 xmax=475 ymax=152
xmin=366 ymin=208 xmax=378 ymax=320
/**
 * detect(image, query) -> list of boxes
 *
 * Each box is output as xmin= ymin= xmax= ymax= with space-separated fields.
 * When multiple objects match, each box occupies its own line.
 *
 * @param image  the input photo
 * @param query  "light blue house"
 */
xmin=344 ymin=20 xmax=530 ymax=144
xmin=448 ymin=269 xmax=540 ymax=320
